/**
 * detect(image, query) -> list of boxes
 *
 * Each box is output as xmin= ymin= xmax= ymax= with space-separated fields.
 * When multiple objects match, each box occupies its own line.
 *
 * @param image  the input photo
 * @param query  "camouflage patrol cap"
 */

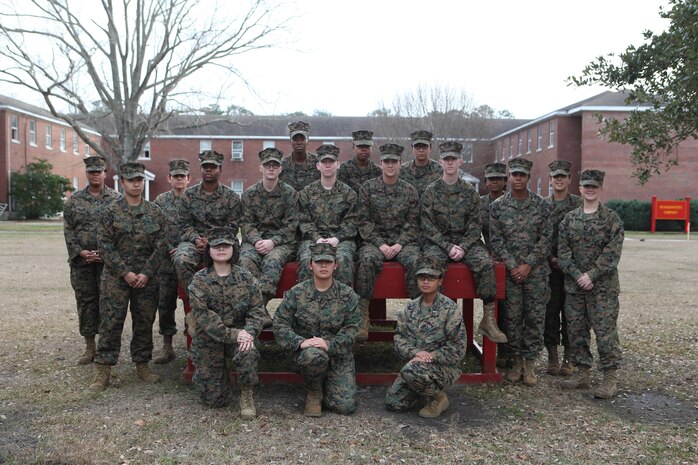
xmin=259 ymin=148 xmax=283 ymax=164
xmin=119 ymin=162 xmax=146 ymax=179
xmin=379 ymin=143 xmax=404 ymax=161
xmin=84 ymin=156 xmax=107 ymax=172
xmin=316 ymin=144 xmax=340 ymax=161
xmin=438 ymin=141 xmax=463 ymax=159
xmin=168 ymin=159 xmax=190 ymax=176
xmin=288 ymin=121 xmax=310 ymax=139
xmin=310 ymin=242 xmax=337 ymax=262
xmin=580 ymin=169 xmax=605 ymax=187
xmin=508 ymin=158 xmax=533 ymax=175
xmin=410 ymin=130 xmax=433 ymax=146
xmin=352 ymin=130 xmax=374 ymax=147
xmin=548 ymin=160 xmax=572 ymax=176
xmin=484 ymin=163 xmax=507 ymax=178
xmin=199 ymin=150 xmax=224 ymax=166
xmin=208 ymin=227 xmax=237 ymax=247
xmin=415 ymin=256 xmax=444 ymax=278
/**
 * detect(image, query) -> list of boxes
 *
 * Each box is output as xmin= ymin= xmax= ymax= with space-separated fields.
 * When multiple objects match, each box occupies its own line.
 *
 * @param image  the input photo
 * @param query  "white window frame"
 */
xmin=231 ymin=180 xmax=244 ymax=195
xmin=500 ymin=142 xmax=506 ymax=161
xmin=200 ymin=140 xmax=212 ymax=152
xmin=139 ymin=142 xmax=151 ymax=160
xmin=45 ymin=125 xmax=53 ymax=149
xmin=548 ymin=180 xmax=553 ymax=196
xmin=517 ymin=133 xmax=522 ymax=157
xmin=508 ymin=137 xmax=513 ymax=159
xmin=73 ymin=131 xmax=79 ymax=154
xmin=323 ymin=140 xmax=335 ymax=146
xmin=85 ymin=142 xmax=90 ymax=156
xmin=73 ymin=176 xmax=79 ymax=191
xmin=548 ymin=121 xmax=555 ymax=148
xmin=262 ymin=140 xmax=275 ymax=149
xmin=11 ymin=115 xmax=19 ymax=142
xmin=462 ymin=143 xmax=473 ymax=163
xmin=536 ymin=126 xmax=543 ymax=152
xmin=537 ymin=177 xmax=542 ymax=195
xmin=29 ymin=120 xmax=36 ymax=146
xmin=231 ymin=140 xmax=244 ymax=161
xmin=60 ymin=128 xmax=66 ymax=152
xmin=526 ymin=130 xmax=532 ymax=154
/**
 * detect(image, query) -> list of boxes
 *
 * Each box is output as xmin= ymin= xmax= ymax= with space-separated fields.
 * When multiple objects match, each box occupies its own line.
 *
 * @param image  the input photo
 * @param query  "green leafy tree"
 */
xmin=571 ymin=0 xmax=698 ymax=184
xmin=11 ymin=160 xmax=74 ymax=219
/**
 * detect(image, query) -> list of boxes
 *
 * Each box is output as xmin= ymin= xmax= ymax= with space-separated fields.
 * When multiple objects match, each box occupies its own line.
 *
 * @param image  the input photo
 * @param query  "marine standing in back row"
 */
xmin=337 ymin=130 xmax=382 ymax=193
xmin=399 ymin=130 xmax=443 ymax=196
xmin=279 ymin=121 xmax=320 ymax=192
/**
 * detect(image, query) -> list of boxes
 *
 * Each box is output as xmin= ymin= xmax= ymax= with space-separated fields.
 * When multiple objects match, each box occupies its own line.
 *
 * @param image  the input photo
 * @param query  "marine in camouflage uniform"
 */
xmin=279 ymin=121 xmax=320 ymax=192
xmin=385 ymin=259 xmax=467 ymax=418
xmin=63 ymin=156 xmax=122 ymax=365
xmin=238 ymin=148 xmax=299 ymax=303
xmin=90 ymin=163 xmax=167 ymax=391
xmin=152 ymin=159 xmax=191 ymax=364
xmin=298 ymin=144 xmax=358 ymax=287
xmin=188 ymin=228 xmax=266 ymax=410
xmin=399 ymin=130 xmax=443 ymax=196
xmin=337 ymin=130 xmax=382 ymax=193
xmin=559 ymin=170 xmax=624 ymax=398
xmin=489 ymin=158 xmax=553 ymax=386
xmin=421 ymin=142 xmax=506 ymax=344
xmin=174 ymin=151 xmax=241 ymax=299
xmin=543 ymin=160 xmax=583 ymax=376
xmin=273 ymin=243 xmax=361 ymax=416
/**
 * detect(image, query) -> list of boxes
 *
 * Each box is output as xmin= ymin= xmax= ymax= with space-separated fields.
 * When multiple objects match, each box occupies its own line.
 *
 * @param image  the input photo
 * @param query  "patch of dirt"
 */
xmin=600 ymin=391 xmax=698 ymax=425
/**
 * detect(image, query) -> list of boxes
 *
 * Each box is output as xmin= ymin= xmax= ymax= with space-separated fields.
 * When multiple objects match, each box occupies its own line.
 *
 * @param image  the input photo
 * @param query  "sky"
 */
xmin=4 ymin=0 xmax=671 ymax=120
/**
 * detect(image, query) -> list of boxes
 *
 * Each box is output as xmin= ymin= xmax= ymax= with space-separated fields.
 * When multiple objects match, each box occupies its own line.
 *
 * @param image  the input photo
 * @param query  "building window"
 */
xmin=139 ymin=142 xmax=151 ymax=160
xmin=548 ymin=121 xmax=555 ymax=148
xmin=231 ymin=180 xmax=244 ymax=195
xmin=526 ymin=130 xmax=532 ymax=154
xmin=262 ymin=140 xmax=275 ymax=149
xmin=11 ymin=115 xmax=19 ymax=141
xmin=323 ymin=140 xmax=335 ymax=146
xmin=60 ymin=128 xmax=67 ymax=152
xmin=462 ymin=143 xmax=473 ymax=163
xmin=536 ymin=126 xmax=543 ymax=151
xmin=517 ymin=133 xmax=522 ymax=156
xmin=29 ymin=120 xmax=36 ymax=146
xmin=548 ymin=180 xmax=553 ymax=196
xmin=46 ymin=125 xmax=53 ymax=148
xmin=537 ymin=177 xmax=542 ymax=195
xmin=73 ymin=131 xmax=79 ymax=154
xmin=200 ymin=140 xmax=212 ymax=152
xmin=500 ymin=142 xmax=506 ymax=161
xmin=85 ymin=143 xmax=90 ymax=156
xmin=73 ymin=176 xmax=79 ymax=191
xmin=231 ymin=140 xmax=244 ymax=160
xmin=508 ymin=137 xmax=513 ymax=159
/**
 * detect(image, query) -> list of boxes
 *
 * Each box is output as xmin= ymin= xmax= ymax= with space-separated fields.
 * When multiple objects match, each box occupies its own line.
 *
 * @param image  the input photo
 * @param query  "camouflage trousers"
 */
xmin=385 ymin=361 xmax=460 ymax=412
xmin=157 ymin=268 xmax=179 ymax=336
xmin=297 ymin=239 xmax=356 ymax=287
xmin=238 ymin=243 xmax=296 ymax=302
xmin=565 ymin=291 xmax=622 ymax=371
xmin=356 ymin=243 xmax=421 ymax=300
xmin=544 ymin=269 xmax=568 ymax=347
xmin=69 ymin=262 xmax=104 ymax=337
xmin=292 ymin=347 xmax=356 ymax=415
xmin=422 ymin=242 xmax=497 ymax=303
xmin=504 ymin=273 xmax=550 ymax=360
xmin=191 ymin=332 xmax=260 ymax=408
xmin=173 ymin=241 xmax=203 ymax=299
xmin=94 ymin=272 xmax=159 ymax=366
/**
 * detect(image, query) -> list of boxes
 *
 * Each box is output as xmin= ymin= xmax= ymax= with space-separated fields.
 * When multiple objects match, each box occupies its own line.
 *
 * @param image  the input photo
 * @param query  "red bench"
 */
xmin=180 ymin=261 xmax=505 ymax=385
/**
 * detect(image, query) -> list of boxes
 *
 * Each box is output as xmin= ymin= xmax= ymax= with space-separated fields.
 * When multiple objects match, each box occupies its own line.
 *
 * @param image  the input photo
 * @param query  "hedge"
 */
xmin=605 ymin=199 xmax=696 ymax=232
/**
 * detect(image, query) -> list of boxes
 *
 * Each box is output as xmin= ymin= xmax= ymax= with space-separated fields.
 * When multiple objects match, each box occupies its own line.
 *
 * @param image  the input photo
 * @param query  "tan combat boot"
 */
xmin=505 ymin=355 xmax=523 ymax=383
xmin=546 ymin=345 xmax=560 ymax=375
xmin=304 ymin=388 xmax=323 ymax=417
xmin=593 ymin=369 xmax=618 ymax=399
xmin=522 ymin=359 xmax=538 ymax=386
xmin=477 ymin=302 xmax=508 ymax=343
xmin=153 ymin=335 xmax=176 ymax=364
xmin=419 ymin=391 xmax=450 ymax=418
xmin=239 ymin=384 xmax=257 ymax=419
xmin=78 ymin=336 xmax=96 ymax=365
xmin=136 ymin=363 xmax=160 ymax=383
xmin=560 ymin=366 xmax=591 ymax=390
xmin=559 ymin=348 xmax=575 ymax=376
xmin=89 ymin=363 xmax=111 ymax=391
xmin=356 ymin=299 xmax=370 ymax=342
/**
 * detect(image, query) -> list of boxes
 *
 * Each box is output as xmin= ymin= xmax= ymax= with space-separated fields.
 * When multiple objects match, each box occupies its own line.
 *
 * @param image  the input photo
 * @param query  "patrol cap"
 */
xmin=84 ymin=156 xmax=107 ymax=172
xmin=416 ymin=256 xmax=444 ymax=278
xmin=259 ymin=148 xmax=283 ymax=164
xmin=207 ymin=227 xmax=237 ymax=247
xmin=310 ymin=242 xmax=337 ymax=262
xmin=316 ymin=144 xmax=340 ymax=161
xmin=199 ymin=150 xmax=224 ymax=166
xmin=119 ymin=162 xmax=146 ymax=179
xmin=352 ymin=130 xmax=374 ymax=147
xmin=484 ymin=163 xmax=507 ymax=178
xmin=580 ymin=169 xmax=605 ymax=187
xmin=438 ymin=141 xmax=463 ymax=159
xmin=410 ymin=130 xmax=433 ymax=146
xmin=288 ymin=121 xmax=310 ymax=139
xmin=379 ymin=143 xmax=404 ymax=161
xmin=548 ymin=160 xmax=572 ymax=177
xmin=508 ymin=158 xmax=533 ymax=175
xmin=168 ymin=159 xmax=190 ymax=176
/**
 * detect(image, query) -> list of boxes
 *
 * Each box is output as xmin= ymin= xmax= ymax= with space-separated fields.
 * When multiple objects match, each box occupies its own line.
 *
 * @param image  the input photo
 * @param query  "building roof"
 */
xmin=0 ymin=94 xmax=100 ymax=135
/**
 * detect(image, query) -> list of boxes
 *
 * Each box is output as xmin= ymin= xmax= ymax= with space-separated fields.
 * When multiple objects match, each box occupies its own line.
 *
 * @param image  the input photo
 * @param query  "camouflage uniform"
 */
xmin=480 ymin=194 xmax=497 ymax=251
xmin=399 ymin=159 xmax=443 ymax=196
xmin=385 ymin=293 xmax=467 ymax=411
xmin=558 ymin=204 xmax=624 ymax=371
xmin=279 ymin=152 xmax=320 ymax=192
xmin=490 ymin=190 xmax=553 ymax=360
xmin=273 ymin=279 xmax=361 ymax=414
xmin=357 ymin=175 xmax=422 ymax=300
xmin=63 ymin=181 xmax=122 ymax=337
xmin=95 ymin=193 xmax=167 ymax=366
xmin=238 ymin=180 xmax=299 ymax=301
xmin=337 ymin=157 xmax=382 ymax=194
xmin=188 ymin=265 xmax=266 ymax=407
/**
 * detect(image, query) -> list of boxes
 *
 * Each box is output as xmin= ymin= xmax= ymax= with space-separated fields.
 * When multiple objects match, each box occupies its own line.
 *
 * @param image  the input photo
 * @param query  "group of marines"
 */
xmin=63 ymin=120 xmax=624 ymax=420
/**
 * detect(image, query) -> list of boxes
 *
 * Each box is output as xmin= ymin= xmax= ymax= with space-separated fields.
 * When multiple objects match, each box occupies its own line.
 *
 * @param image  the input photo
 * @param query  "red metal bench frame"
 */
xmin=180 ymin=261 xmax=505 ymax=385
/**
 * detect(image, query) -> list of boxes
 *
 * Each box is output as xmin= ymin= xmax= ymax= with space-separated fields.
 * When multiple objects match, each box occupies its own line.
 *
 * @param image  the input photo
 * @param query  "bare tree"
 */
xmin=0 ymin=0 xmax=287 ymax=163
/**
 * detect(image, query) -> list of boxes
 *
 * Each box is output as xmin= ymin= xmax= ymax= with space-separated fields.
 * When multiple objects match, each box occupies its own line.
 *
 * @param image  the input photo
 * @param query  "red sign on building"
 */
xmin=651 ymin=196 xmax=691 ymax=233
